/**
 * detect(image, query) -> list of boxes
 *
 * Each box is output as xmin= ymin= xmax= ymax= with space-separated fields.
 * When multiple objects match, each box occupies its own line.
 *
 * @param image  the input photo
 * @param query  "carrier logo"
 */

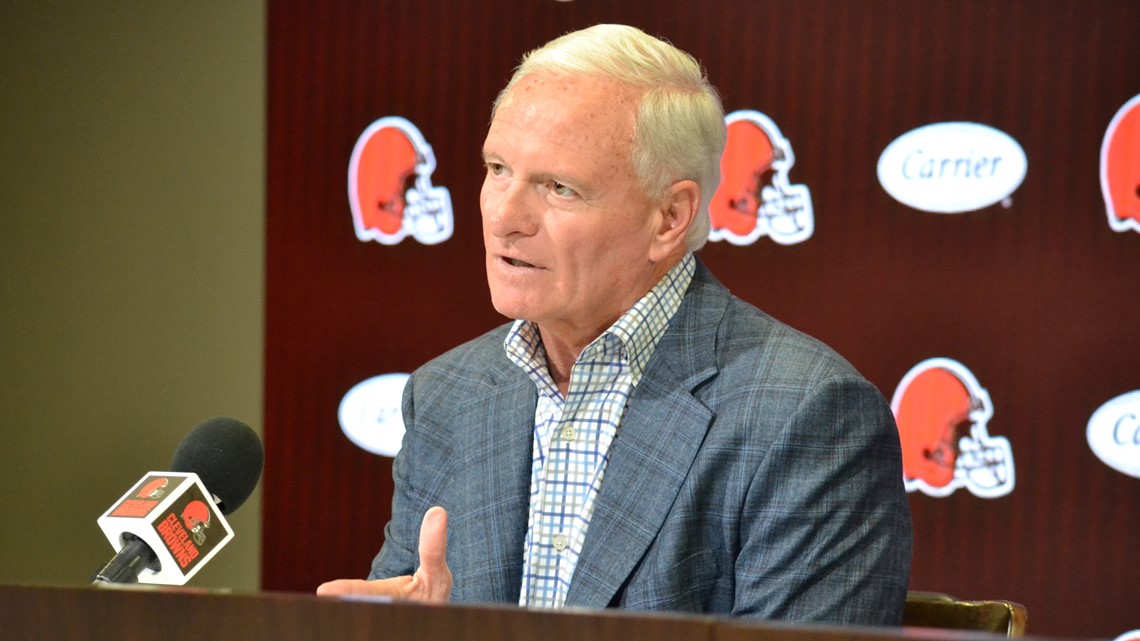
xmin=878 ymin=122 xmax=1027 ymax=213
xmin=1101 ymin=94 xmax=1140 ymax=233
xmin=708 ymin=110 xmax=814 ymax=246
xmin=891 ymin=358 xmax=1015 ymax=498
xmin=348 ymin=116 xmax=453 ymax=245
xmin=338 ymin=373 xmax=409 ymax=457
xmin=1087 ymin=391 xmax=1140 ymax=478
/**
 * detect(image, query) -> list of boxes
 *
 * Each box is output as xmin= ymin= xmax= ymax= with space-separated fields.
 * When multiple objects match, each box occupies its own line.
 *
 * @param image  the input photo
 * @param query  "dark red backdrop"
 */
xmin=264 ymin=1 xmax=1140 ymax=636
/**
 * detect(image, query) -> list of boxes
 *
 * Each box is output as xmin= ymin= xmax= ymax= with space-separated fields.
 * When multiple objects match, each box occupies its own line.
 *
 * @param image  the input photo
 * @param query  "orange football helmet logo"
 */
xmin=709 ymin=110 xmax=813 ymax=245
xmin=891 ymin=358 xmax=1015 ymax=498
xmin=1102 ymin=94 xmax=1140 ymax=233
xmin=348 ymin=116 xmax=453 ymax=245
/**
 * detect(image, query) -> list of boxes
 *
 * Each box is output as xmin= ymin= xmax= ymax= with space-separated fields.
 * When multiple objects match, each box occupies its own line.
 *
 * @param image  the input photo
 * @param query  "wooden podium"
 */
xmin=0 ymin=584 xmax=1036 ymax=641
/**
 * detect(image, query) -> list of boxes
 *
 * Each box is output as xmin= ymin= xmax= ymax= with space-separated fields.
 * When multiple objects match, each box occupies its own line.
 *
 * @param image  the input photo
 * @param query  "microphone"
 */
xmin=92 ymin=417 xmax=264 ymax=585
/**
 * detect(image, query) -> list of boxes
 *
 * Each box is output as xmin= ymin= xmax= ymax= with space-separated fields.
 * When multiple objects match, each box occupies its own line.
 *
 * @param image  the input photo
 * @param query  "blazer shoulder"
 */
xmin=688 ymin=268 xmax=867 ymax=390
xmin=412 ymin=322 xmax=516 ymax=391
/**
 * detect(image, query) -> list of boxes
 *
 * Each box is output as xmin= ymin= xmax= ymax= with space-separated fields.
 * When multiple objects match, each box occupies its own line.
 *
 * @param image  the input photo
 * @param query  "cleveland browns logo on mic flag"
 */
xmin=348 ymin=116 xmax=454 ymax=245
xmin=1101 ymin=94 xmax=1140 ymax=233
xmin=181 ymin=500 xmax=212 ymax=546
xmin=99 ymin=472 xmax=234 ymax=583
xmin=891 ymin=358 xmax=1015 ymax=498
xmin=137 ymin=477 xmax=169 ymax=499
xmin=708 ymin=110 xmax=814 ymax=246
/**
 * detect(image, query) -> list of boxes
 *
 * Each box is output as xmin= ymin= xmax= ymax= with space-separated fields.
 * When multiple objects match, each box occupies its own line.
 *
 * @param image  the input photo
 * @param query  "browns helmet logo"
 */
xmin=181 ymin=500 xmax=212 ymax=547
xmin=708 ymin=110 xmax=814 ymax=246
xmin=1102 ymin=94 xmax=1140 ymax=233
xmin=891 ymin=358 xmax=1015 ymax=498
xmin=137 ymin=477 xmax=169 ymax=499
xmin=348 ymin=116 xmax=453 ymax=245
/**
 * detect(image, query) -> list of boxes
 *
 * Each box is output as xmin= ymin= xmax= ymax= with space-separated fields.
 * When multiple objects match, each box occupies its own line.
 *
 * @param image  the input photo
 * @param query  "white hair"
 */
xmin=492 ymin=24 xmax=726 ymax=251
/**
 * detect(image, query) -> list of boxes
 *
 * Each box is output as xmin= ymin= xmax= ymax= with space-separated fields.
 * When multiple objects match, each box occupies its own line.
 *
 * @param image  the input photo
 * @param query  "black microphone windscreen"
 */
xmin=170 ymin=417 xmax=264 ymax=515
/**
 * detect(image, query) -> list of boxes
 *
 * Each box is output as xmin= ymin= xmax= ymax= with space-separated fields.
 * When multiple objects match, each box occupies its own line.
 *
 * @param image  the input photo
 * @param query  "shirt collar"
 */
xmin=504 ymin=253 xmax=695 ymax=390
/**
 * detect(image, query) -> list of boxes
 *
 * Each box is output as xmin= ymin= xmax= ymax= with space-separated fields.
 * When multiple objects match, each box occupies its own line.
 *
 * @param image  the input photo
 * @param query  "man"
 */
xmin=319 ymin=24 xmax=912 ymax=625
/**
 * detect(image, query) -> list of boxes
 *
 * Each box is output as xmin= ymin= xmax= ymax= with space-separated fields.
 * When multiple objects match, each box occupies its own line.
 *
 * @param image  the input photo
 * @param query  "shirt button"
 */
xmin=560 ymin=426 xmax=577 ymax=442
xmin=552 ymin=534 xmax=569 ymax=551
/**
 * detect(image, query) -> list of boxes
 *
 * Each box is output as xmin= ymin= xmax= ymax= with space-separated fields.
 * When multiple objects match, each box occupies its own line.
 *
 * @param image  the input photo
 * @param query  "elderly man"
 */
xmin=319 ymin=24 xmax=912 ymax=626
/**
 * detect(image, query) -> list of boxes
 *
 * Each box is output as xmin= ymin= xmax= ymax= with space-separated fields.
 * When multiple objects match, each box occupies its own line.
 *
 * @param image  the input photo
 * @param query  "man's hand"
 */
xmin=316 ymin=506 xmax=451 ymax=603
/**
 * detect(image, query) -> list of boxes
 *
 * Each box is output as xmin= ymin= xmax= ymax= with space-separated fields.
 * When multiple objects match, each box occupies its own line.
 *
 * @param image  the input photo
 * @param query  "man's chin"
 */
xmin=488 ymin=294 xmax=529 ymax=323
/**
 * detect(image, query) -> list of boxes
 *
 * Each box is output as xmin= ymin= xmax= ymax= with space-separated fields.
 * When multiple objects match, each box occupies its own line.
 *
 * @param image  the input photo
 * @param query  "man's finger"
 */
xmin=410 ymin=506 xmax=452 ymax=602
xmin=317 ymin=508 xmax=451 ymax=604
xmin=418 ymin=506 xmax=448 ymax=570
xmin=316 ymin=576 xmax=412 ymax=598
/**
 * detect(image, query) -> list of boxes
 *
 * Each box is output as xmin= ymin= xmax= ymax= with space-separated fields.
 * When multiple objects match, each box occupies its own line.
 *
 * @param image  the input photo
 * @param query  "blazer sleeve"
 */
xmin=368 ymin=375 xmax=424 ymax=580
xmin=733 ymin=375 xmax=913 ymax=625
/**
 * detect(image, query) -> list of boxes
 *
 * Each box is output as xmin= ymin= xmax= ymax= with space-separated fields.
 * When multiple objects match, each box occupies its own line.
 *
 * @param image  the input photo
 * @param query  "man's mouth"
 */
xmin=505 ymin=257 xmax=536 ymax=268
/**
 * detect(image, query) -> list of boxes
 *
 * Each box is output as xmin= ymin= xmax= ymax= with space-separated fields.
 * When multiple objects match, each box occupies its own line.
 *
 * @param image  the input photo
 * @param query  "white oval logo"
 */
xmin=1112 ymin=631 xmax=1140 ymax=641
xmin=338 ymin=373 xmax=410 ymax=458
xmin=1087 ymin=390 xmax=1140 ymax=479
xmin=877 ymin=122 xmax=1027 ymax=213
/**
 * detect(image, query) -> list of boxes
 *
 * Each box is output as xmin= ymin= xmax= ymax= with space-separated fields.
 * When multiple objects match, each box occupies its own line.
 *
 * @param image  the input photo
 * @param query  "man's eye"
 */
xmin=485 ymin=162 xmax=506 ymax=176
xmin=551 ymin=181 xmax=575 ymax=197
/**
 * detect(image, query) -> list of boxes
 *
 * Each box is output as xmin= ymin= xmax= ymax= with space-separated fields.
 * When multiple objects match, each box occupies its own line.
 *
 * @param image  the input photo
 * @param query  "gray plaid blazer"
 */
xmin=370 ymin=260 xmax=912 ymax=626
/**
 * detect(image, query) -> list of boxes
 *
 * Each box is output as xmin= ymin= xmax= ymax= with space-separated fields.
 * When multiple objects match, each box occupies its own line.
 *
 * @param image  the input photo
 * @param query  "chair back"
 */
xmin=903 ymin=592 xmax=1028 ymax=637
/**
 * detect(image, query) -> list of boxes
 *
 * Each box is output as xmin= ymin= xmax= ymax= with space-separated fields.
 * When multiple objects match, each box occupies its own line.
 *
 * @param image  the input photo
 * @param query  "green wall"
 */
xmin=0 ymin=2 xmax=265 ymax=591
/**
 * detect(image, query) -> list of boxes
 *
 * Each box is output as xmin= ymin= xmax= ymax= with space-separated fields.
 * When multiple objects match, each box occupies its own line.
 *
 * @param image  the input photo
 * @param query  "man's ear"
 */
xmin=649 ymin=179 xmax=700 ymax=262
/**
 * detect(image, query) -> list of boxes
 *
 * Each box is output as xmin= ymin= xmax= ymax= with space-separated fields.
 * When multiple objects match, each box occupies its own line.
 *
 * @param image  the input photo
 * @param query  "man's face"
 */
xmin=480 ymin=73 xmax=666 ymax=343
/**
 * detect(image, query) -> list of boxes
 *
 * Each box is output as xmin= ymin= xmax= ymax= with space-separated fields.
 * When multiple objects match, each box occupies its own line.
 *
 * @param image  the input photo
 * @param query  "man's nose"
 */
xmin=484 ymin=181 xmax=538 ymax=238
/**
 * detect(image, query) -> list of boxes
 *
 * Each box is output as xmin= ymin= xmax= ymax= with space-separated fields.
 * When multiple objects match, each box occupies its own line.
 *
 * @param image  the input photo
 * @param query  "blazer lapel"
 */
xmin=564 ymin=263 xmax=724 ymax=608
xmin=467 ymin=359 xmax=536 ymax=603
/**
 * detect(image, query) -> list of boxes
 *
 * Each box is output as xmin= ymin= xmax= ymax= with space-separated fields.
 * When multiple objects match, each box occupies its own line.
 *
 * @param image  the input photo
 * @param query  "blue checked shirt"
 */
xmin=504 ymin=254 xmax=695 ymax=608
